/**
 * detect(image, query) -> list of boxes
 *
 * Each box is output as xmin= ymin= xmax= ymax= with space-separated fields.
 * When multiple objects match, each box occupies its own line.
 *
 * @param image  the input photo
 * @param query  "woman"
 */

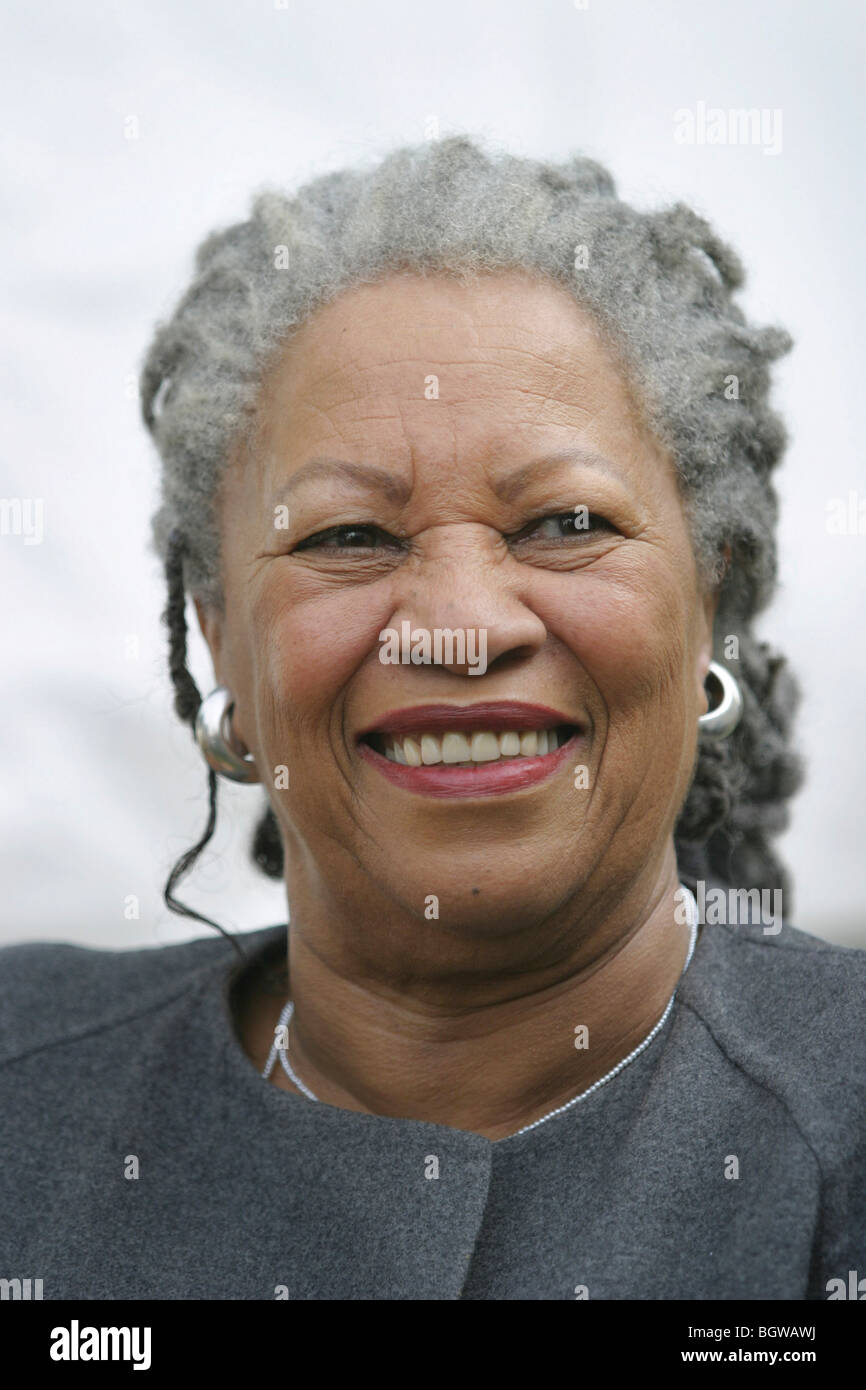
xmin=1 ymin=136 xmax=863 ymax=1301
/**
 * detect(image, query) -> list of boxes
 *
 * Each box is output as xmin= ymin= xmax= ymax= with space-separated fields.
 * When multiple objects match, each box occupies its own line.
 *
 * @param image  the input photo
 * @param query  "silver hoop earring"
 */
xmin=194 ymin=686 xmax=260 ymax=783
xmin=698 ymin=660 xmax=743 ymax=739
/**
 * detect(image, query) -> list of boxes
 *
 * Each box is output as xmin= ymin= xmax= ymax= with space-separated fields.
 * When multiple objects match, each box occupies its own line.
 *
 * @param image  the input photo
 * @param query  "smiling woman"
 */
xmin=1 ymin=135 xmax=864 ymax=1302
xmin=199 ymin=266 xmax=718 ymax=935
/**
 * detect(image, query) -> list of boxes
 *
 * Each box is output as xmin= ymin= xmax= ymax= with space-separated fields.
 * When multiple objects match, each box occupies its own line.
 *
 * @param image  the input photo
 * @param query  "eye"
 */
xmin=511 ymin=510 xmax=618 ymax=543
xmin=293 ymin=523 xmax=404 ymax=552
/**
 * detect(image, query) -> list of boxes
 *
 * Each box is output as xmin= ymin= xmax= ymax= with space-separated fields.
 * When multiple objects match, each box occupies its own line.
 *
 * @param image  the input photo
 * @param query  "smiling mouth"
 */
xmin=361 ymin=724 xmax=579 ymax=768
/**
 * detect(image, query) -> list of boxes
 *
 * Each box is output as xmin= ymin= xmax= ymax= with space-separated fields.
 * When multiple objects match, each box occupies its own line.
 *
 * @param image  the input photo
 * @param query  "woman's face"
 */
xmin=201 ymin=270 xmax=716 ymax=939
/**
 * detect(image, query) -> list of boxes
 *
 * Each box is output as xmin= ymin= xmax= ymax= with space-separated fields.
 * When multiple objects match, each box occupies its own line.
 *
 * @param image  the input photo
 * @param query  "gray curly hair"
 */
xmin=141 ymin=134 xmax=802 ymax=903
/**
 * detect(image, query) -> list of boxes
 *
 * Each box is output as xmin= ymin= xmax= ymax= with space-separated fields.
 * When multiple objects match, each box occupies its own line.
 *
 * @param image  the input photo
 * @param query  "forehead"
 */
xmin=249 ymin=269 xmax=656 ymax=464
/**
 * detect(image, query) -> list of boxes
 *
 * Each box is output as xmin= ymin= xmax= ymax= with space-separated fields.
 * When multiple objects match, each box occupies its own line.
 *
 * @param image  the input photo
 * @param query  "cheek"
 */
xmin=542 ymin=563 xmax=696 ymax=729
xmin=248 ymin=577 xmax=394 ymax=733
xmin=541 ymin=563 xmax=701 ymax=826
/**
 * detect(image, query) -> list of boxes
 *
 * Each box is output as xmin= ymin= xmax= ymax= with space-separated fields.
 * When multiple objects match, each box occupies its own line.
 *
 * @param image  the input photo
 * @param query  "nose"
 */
xmin=384 ymin=524 xmax=548 ymax=677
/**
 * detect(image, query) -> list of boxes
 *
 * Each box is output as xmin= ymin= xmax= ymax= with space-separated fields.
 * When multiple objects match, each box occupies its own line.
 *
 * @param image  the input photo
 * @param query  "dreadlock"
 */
xmin=143 ymin=134 xmax=804 ymax=916
xmin=160 ymin=527 xmax=246 ymax=961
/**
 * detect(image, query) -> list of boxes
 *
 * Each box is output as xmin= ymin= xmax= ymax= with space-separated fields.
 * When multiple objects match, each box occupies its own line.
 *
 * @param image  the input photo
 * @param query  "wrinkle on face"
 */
xmin=199 ymin=269 xmax=715 ymax=963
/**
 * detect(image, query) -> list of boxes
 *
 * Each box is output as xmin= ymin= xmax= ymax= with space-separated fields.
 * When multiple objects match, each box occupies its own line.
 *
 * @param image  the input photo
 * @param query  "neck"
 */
xmin=241 ymin=848 xmax=694 ymax=1141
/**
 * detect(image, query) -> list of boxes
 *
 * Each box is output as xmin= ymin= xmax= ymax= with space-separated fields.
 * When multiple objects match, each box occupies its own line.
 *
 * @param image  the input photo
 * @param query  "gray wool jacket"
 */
xmin=1 ymin=902 xmax=865 ymax=1301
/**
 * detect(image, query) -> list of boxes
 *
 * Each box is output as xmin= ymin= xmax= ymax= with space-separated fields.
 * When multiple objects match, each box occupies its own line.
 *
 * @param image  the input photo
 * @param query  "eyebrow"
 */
xmin=491 ymin=447 xmax=626 ymax=502
xmin=271 ymin=446 xmax=624 ymax=509
xmin=271 ymin=458 xmax=412 ymax=507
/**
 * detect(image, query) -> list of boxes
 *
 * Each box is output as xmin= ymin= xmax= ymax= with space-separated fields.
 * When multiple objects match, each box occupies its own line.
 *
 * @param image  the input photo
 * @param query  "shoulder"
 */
xmin=679 ymin=915 xmax=866 ymax=1158
xmin=0 ymin=927 xmax=284 ymax=1068
xmin=683 ymin=913 xmax=866 ymax=1024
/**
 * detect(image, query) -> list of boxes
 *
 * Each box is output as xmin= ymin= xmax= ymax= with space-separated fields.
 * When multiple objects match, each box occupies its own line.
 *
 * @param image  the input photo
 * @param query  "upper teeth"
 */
xmin=382 ymin=728 xmax=563 ymax=766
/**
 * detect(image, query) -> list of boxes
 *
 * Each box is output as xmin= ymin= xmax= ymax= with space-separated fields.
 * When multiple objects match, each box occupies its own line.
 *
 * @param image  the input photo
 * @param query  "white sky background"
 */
xmin=1 ymin=0 xmax=864 ymax=950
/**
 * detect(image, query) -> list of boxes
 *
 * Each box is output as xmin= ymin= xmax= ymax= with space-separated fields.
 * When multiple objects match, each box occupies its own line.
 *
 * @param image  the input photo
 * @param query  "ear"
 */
xmin=193 ymin=596 xmax=226 ymax=686
xmin=696 ymin=544 xmax=729 ymax=708
xmin=698 ymin=588 xmax=717 ymax=673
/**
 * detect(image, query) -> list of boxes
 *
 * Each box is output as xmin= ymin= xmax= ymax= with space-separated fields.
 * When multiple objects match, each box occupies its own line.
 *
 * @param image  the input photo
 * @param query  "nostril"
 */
xmin=485 ymin=645 xmax=540 ymax=674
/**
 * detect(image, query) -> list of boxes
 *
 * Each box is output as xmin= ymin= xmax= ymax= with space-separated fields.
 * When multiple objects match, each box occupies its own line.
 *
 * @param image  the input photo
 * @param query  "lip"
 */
xmin=356 ymin=703 xmax=585 ymax=799
xmin=356 ymin=701 xmax=580 ymax=738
